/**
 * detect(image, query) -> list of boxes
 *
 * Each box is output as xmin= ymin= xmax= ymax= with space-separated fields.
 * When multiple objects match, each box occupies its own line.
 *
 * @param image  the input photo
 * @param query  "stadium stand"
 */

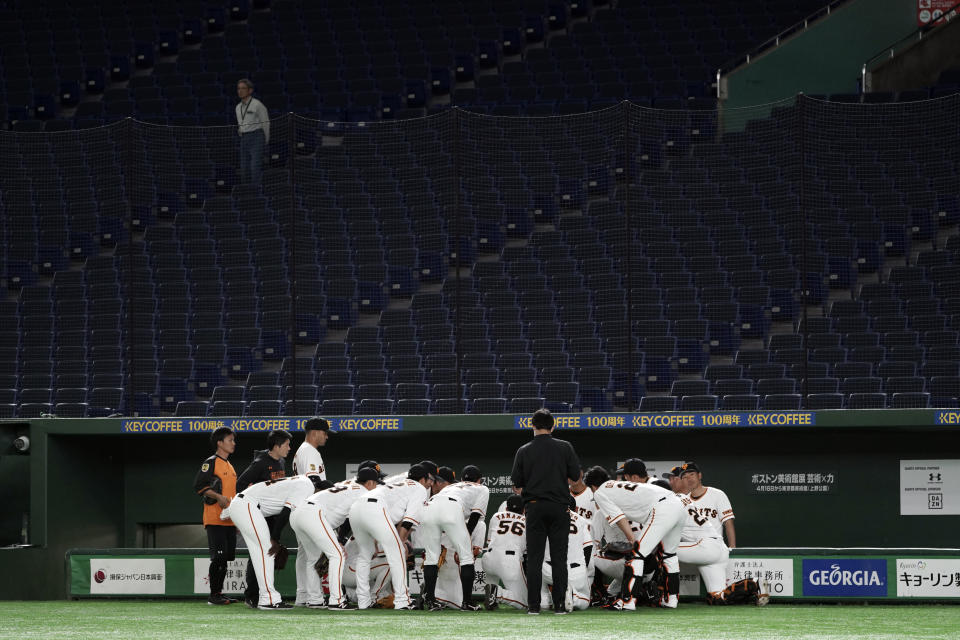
xmin=1 ymin=1 xmax=959 ymax=416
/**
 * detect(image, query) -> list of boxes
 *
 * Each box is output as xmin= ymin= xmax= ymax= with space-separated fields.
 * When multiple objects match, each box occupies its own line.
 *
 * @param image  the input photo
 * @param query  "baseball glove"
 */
xmin=203 ymin=476 xmax=222 ymax=505
xmin=269 ymin=542 xmax=290 ymax=570
xmin=599 ymin=540 xmax=636 ymax=560
xmin=315 ymin=555 xmax=329 ymax=577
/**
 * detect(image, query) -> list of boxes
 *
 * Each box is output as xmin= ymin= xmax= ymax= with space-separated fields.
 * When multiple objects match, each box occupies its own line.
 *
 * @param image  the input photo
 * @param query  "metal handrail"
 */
xmin=716 ymin=0 xmax=852 ymax=97
xmin=861 ymin=0 xmax=960 ymax=83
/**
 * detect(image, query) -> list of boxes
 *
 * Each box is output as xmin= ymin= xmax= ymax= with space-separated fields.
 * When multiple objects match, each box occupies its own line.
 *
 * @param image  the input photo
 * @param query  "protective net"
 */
xmin=0 ymin=95 xmax=958 ymax=417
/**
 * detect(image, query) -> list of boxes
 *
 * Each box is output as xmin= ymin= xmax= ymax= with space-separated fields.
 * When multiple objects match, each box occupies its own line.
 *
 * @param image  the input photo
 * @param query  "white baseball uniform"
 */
xmin=542 ymin=511 xmax=593 ymax=610
xmin=420 ymin=481 xmax=489 ymax=567
xmin=291 ymin=441 xmax=327 ymax=605
xmin=591 ymin=503 xmax=642 ymax=596
xmin=483 ymin=509 xmax=527 ymax=609
xmin=292 ymin=441 xmax=326 ymax=479
xmin=348 ymin=478 xmax=428 ymax=609
xmin=677 ymin=493 xmax=729 ymax=594
xmin=343 ymin=537 xmax=393 ymax=604
xmin=434 ymin=520 xmax=486 ymax=608
xmin=220 ymin=476 xmax=317 ymax=607
xmin=686 ymin=487 xmax=734 ymax=540
xmin=593 ymin=478 xmax=685 ymax=605
xmin=289 ymin=480 xmax=369 ymax=606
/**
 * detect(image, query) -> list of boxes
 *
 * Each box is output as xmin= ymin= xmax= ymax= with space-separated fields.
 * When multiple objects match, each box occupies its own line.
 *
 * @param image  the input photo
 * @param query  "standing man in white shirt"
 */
xmin=235 ymin=78 xmax=269 ymax=184
xmin=293 ymin=417 xmax=330 ymax=479
xmin=291 ymin=417 xmax=332 ymax=606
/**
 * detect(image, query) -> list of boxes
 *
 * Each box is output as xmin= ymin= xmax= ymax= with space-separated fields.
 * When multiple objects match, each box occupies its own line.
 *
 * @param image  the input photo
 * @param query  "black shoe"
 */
xmin=258 ymin=602 xmax=294 ymax=610
xmin=207 ymin=593 xmax=231 ymax=606
xmin=397 ymin=603 xmax=418 ymax=610
xmin=527 ymin=607 xmax=540 ymax=615
xmin=461 ymin=602 xmax=481 ymax=611
xmin=554 ymin=609 xmax=568 ymax=615
xmin=329 ymin=602 xmax=358 ymax=611
xmin=245 ymin=598 xmax=258 ymax=610
xmin=423 ymin=596 xmax=442 ymax=612
xmin=484 ymin=584 xmax=498 ymax=611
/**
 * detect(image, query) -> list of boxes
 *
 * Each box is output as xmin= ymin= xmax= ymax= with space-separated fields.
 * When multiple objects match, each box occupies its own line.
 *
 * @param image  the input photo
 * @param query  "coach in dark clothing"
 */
xmin=511 ymin=408 xmax=580 ymax=614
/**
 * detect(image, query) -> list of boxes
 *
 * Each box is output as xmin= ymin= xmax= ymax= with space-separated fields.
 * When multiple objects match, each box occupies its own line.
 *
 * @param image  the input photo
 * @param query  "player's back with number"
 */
xmin=310 ymin=481 xmax=369 ymax=527
xmin=487 ymin=511 xmax=526 ymax=556
xmin=438 ymin=481 xmax=489 ymax=520
xmin=594 ymin=480 xmax=676 ymax=525
xmin=367 ymin=478 xmax=429 ymax=524
xmin=239 ymin=476 xmax=316 ymax=516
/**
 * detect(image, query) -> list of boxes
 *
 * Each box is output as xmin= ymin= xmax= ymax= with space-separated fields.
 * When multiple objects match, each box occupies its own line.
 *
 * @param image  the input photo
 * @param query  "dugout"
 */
xmin=1 ymin=409 xmax=958 ymax=599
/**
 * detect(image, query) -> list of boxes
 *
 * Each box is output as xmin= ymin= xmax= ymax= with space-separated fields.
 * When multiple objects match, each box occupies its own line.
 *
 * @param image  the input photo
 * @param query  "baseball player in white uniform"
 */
xmin=432 ymin=516 xmax=487 ymax=609
xmin=542 ymin=503 xmax=593 ymax=611
xmin=220 ymin=475 xmax=323 ymax=609
xmin=343 ymin=537 xmax=393 ymax=605
xmin=289 ymin=467 xmax=381 ymax=609
xmin=676 ymin=492 xmax=730 ymax=601
xmin=587 ymin=460 xmax=685 ymax=610
xmin=679 ymin=462 xmax=736 ymax=547
xmin=420 ymin=465 xmax=489 ymax=612
xmin=483 ymin=495 xmax=527 ymax=610
xmin=591 ymin=503 xmax=641 ymax=601
xmin=291 ymin=417 xmax=332 ymax=606
xmin=348 ymin=464 xmax=432 ymax=609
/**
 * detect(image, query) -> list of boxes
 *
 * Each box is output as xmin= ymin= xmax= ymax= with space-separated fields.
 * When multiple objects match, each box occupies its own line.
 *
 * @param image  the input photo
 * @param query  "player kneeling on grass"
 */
xmin=540 ymin=497 xmax=593 ymax=612
xmin=221 ymin=475 xmax=325 ymax=610
xmin=289 ymin=466 xmax=383 ymax=610
xmin=483 ymin=495 xmax=528 ymax=610
xmin=586 ymin=461 xmax=684 ymax=611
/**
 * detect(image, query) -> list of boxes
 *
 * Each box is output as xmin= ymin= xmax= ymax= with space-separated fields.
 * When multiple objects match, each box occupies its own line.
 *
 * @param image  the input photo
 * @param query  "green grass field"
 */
xmin=3 ymin=601 xmax=959 ymax=640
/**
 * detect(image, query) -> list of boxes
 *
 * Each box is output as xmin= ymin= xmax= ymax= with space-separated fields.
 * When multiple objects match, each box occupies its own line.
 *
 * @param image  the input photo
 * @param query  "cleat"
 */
xmin=757 ymin=581 xmax=771 ymax=607
xmin=245 ymin=598 xmax=258 ymax=610
xmin=608 ymin=598 xmax=635 ymax=612
xmin=306 ymin=602 xmax=327 ymax=609
xmin=329 ymin=602 xmax=358 ymax=611
xmin=484 ymin=584 xmax=499 ymax=611
xmin=396 ymin=603 xmax=418 ymax=610
xmin=207 ymin=593 xmax=231 ymax=606
xmin=294 ymin=601 xmax=308 ymax=607
xmin=258 ymin=602 xmax=294 ymax=610
xmin=659 ymin=594 xmax=678 ymax=609
xmin=527 ymin=607 xmax=540 ymax=615
xmin=461 ymin=602 xmax=481 ymax=611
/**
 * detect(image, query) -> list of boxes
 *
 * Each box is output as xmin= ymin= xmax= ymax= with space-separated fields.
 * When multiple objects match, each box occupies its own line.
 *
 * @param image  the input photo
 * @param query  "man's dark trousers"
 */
xmin=524 ymin=499 xmax=570 ymax=611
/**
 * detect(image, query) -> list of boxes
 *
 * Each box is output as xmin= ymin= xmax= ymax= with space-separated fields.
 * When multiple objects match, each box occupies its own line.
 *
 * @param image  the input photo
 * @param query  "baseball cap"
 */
xmin=679 ymin=462 xmax=701 ymax=475
xmin=505 ymin=495 xmax=524 ymax=514
xmin=407 ymin=464 xmax=428 ymax=481
xmin=304 ymin=417 xmax=333 ymax=433
xmin=419 ymin=460 xmax=440 ymax=477
xmin=662 ymin=465 xmax=683 ymax=479
xmin=461 ymin=464 xmax=482 ymax=482
xmin=615 ymin=458 xmax=647 ymax=477
xmin=358 ymin=460 xmax=387 ymax=479
xmin=356 ymin=467 xmax=383 ymax=484
xmin=436 ymin=466 xmax=456 ymax=483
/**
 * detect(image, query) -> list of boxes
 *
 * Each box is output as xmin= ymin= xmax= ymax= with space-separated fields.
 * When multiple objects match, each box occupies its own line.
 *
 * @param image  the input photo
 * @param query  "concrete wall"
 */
xmin=867 ymin=16 xmax=960 ymax=92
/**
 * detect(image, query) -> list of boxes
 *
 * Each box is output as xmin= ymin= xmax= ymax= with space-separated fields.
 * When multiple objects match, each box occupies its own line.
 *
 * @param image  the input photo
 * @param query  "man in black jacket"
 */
xmin=237 ymin=429 xmax=291 ymax=607
xmin=511 ymin=409 xmax=580 ymax=614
